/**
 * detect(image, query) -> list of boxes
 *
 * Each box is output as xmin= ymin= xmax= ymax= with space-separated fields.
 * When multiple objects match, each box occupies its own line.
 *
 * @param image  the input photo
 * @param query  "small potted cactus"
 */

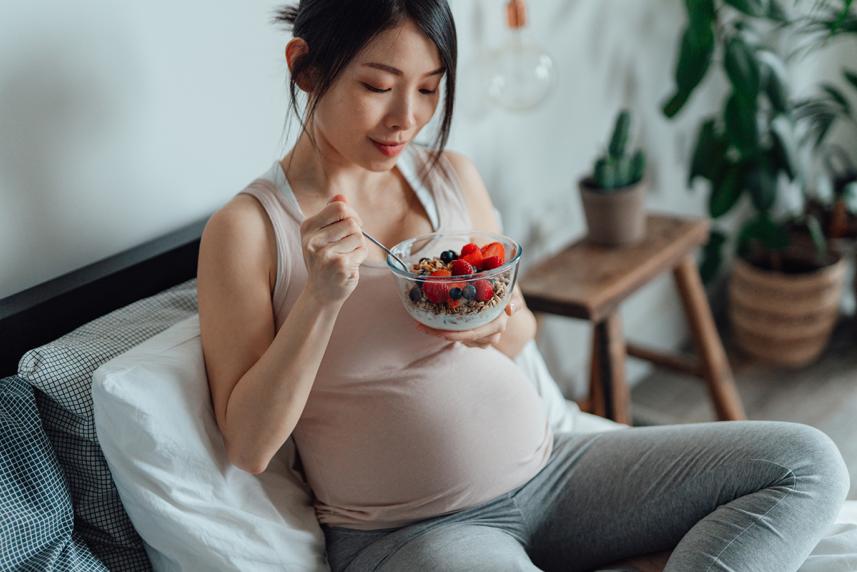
xmin=579 ymin=109 xmax=647 ymax=246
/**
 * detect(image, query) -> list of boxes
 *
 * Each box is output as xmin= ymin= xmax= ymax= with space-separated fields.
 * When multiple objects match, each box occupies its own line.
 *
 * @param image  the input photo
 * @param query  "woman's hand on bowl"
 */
xmin=416 ymin=289 xmax=522 ymax=349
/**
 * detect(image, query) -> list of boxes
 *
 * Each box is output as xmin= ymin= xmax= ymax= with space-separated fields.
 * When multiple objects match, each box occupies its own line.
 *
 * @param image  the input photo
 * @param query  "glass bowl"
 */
xmin=386 ymin=231 xmax=523 ymax=331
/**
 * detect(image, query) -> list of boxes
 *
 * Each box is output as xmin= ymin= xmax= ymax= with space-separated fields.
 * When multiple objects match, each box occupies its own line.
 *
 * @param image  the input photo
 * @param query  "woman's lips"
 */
xmin=371 ymin=138 xmax=407 ymax=157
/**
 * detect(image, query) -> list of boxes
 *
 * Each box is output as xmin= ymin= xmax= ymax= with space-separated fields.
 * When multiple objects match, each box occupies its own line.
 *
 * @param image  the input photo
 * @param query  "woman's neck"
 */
xmin=283 ymin=130 xmax=393 ymax=203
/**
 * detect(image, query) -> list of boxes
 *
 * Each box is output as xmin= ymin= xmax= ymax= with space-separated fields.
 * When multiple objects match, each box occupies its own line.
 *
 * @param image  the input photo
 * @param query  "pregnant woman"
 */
xmin=196 ymin=1 xmax=850 ymax=570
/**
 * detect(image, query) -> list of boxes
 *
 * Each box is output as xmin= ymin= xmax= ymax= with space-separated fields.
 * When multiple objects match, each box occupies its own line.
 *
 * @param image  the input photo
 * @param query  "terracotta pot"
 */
xmin=729 ymin=256 xmax=845 ymax=367
xmin=578 ymin=178 xmax=646 ymax=247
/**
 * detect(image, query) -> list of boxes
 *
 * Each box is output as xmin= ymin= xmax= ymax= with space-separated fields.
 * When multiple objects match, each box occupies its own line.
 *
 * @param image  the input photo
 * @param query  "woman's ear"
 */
xmin=285 ymin=38 xmax=315 ymax=92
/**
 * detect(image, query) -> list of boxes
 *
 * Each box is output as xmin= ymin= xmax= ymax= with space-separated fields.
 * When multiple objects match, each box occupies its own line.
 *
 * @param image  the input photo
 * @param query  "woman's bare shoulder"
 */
xmin=440 ymin=149 xmax=477 ymax=182
xmin=440 ymin=150 xmax=500 ymax=233
xmin=201 ymin=194 xmax=278 ymax=291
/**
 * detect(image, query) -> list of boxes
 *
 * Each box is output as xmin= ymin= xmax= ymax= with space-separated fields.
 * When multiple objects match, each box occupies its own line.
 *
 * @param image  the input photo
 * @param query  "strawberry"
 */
xmin=479 ymin=255 xmax=503 ymax=271
xmin=480 ymin=242 xmax=505 ymax=262
xmin=461 ymin=243 xmax=480 ymax=256
xmin=447 ymin=299 xmax=462 ymax=310
xmin=450 ymin=259 xmax=475 ymax=276
xmin=474 ymin=279 xmax=494 ymax=302
xmin=460 ymin=249 xmax=483 ymax=269
xmin=423 ymin=269 xmax=451 ymax=304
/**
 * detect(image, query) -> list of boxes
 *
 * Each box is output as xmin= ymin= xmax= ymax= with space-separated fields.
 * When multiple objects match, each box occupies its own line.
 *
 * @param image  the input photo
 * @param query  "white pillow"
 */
xmin=91 ymin=314 xmax=612 ymax=571
xmin=92 ymin=315 xmax=328 ymax=572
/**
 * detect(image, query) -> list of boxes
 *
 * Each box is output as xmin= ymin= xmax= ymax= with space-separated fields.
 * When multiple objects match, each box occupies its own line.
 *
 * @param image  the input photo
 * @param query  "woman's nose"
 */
xmin=385 ymin=93 xmax=416 ymax=131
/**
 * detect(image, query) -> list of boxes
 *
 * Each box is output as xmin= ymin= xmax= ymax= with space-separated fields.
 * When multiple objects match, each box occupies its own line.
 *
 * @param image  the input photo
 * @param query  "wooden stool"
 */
xmin=520 ymin=213 xmax=746 ymax=425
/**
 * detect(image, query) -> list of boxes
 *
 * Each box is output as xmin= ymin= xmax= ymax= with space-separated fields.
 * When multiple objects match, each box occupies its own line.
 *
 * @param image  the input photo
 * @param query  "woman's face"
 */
xmin=312 ymin=19 xmax=444 ymax=171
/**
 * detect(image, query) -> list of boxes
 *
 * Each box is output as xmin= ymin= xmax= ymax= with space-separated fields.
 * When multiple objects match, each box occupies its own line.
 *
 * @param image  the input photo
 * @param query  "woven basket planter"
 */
xmin=729 ymin=256 xmax=845 ymax=367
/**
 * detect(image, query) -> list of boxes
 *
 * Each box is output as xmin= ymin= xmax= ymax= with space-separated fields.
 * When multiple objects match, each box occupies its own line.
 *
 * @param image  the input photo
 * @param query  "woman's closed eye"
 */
xmin=362 ymin=82 xmax=391 ymax=93
xmin=361 ymin=82 xmax=438 ymax=95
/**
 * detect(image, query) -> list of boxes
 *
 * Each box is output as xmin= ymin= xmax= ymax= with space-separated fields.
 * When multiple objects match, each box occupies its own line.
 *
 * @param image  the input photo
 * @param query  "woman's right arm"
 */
xmin=198 ymin=193 xmax=366 ymax=475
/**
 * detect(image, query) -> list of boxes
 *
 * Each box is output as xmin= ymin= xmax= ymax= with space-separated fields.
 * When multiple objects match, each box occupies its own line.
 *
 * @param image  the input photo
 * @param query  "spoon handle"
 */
xmin=362 ymin=230 xmax=409 ymax=271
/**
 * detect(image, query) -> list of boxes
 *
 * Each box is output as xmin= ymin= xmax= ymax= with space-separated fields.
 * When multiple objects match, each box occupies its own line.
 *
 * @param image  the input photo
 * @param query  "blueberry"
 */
xmin=419 ymin=257 xmax=430 ymax=264
xmin=409 ymin=286 xmax=422 ymax=303
xmin=449 ymin=287 xmax=463 ymax=300
xmin=462 ymin=284 xmax=477 ymax=300
xmin=440 ymin=250 xmax=458 ymax=264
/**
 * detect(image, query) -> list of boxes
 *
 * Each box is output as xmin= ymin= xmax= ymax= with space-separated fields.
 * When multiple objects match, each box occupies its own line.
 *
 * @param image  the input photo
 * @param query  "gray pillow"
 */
xmin=17 ymin=279 xmax=198 ymax=571
xmin=0 ymin=375 xmax=107 ymax=571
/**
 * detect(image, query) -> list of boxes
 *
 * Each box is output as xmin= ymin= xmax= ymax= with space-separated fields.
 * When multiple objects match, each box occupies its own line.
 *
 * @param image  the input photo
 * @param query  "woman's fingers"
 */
xmin=417 ymin=312 xmax=508 ymax=344
xmin=505 ymin=300 xmax=518 ymax=316
xmin=327 ymin=232 xmax=365 ymax=255
xmin=302 ymin=200 xmax=364 ymax=235
xmin=460 ymin=333 xmax=501 ymax=349
xmin=313 ymin=218 xmax=362 ymax=247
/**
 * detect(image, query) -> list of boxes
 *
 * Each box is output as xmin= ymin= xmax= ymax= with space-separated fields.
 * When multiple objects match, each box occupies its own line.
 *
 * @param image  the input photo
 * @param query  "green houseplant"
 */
xmin=794 ymin=0 xmax=857 ymax=239
xmin=578 ymin=109 xmax=648 ymax=247
xmin=662 ymin=0 xmax=846 ymax=367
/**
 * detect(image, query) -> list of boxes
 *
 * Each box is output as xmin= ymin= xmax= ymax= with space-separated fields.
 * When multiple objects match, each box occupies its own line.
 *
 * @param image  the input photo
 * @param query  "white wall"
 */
xmin=2 ymin=1 xmax=853 ymax=397
xmin=0 ymin=1 xmax=289 ymax=296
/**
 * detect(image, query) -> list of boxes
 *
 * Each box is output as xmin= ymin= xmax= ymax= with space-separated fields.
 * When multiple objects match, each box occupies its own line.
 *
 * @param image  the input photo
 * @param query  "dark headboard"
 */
xmin=0 ymin=215 xmax=210 ymax=377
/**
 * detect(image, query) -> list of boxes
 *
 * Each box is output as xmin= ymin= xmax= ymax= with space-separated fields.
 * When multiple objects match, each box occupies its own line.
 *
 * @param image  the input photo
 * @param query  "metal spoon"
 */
xmin=361 ymin=230 xmax=410 ymax=272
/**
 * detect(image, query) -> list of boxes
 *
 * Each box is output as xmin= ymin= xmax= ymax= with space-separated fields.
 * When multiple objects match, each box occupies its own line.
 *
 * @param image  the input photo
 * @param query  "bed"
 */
xmin=1 ymin=215 xmax=855 ymax=572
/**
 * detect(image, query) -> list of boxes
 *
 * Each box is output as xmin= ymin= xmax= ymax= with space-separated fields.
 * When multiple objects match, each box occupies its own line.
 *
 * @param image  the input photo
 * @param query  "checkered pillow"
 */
xmin=17 ymin=279 xmax=198 ymax=571
xmin=0 ymin=375 xmax=107 ymax=571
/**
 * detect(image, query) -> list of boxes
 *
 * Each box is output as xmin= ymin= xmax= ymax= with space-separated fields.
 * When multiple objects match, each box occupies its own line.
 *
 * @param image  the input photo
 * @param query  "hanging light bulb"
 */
xmin=485 ymin=0 xmax=555 ymax=112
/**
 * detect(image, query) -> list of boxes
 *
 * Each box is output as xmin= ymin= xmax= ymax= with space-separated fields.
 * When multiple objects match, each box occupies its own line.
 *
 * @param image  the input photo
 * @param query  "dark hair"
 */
xmin=272 ymin=0 xmax=457 ymax=172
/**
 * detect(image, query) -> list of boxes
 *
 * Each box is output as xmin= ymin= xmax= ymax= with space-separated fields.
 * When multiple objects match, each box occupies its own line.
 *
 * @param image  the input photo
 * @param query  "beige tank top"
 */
xmin=238 ymin=145 xmax=552 ymax=530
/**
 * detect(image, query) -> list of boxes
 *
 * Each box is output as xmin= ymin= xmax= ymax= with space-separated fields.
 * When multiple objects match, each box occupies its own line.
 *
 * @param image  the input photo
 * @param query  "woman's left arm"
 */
xmin=416 ymin=151 xmax=537 ymax=359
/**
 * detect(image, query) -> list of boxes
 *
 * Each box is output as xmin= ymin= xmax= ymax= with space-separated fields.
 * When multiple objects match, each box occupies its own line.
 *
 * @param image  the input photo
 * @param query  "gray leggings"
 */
xmin=322 ymin=421 xmax=850 ymax=572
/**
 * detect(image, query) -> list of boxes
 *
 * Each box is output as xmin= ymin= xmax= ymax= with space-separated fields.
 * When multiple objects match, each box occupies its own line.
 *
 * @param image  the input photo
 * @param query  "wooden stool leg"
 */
xmin=589 ymin=328 xmax=605 ymax=417
xmin=673 ymin=256 xmax=746 ymax=421
xmin=595 ymin=312 xmax=631 ymax=425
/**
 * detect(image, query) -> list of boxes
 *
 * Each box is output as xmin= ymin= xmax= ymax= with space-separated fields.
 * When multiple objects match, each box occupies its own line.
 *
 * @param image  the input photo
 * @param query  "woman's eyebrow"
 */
xmin=362 ymin=62 xmax=445 ymax=77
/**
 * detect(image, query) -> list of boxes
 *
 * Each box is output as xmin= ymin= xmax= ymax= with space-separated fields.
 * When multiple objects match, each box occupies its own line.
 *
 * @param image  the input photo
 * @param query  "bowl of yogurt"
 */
xmin=386 ymin=231 xmax=522 ymax=331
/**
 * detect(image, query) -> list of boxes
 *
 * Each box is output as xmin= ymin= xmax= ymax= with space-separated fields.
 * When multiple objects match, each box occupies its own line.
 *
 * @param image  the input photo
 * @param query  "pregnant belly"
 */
xmin=294 ymin=344 xmax=553 ymax=528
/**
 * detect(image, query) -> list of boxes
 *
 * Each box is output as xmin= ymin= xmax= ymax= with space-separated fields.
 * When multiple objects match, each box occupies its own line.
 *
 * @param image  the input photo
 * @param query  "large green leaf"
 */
xmin=844 ymin=68 xmax=857 ymax=92
xmin=813 ymin=111 xmax=837 ymax=148
xmin=736 ymin=218 xmax=758 ymax=258
xmin=737 ymin=213 xmax=790 ymax=257
xmin=822 ymin=83 xmax=851 ymax=114
xmin=832 ymin=0 xmax=855 ymax=31
xmin=793 ymin=98 xmax=839 ymax=149
xmin=724 ymin=92 xmax=759 ymax=158
xmin=688 ymin=119 xmax=727 ymax=186
xmin=762 ymin=219 xmax=791 ymax=252
xmin=686 ymin=0 xmax=716 ymax=30
xmin=758 ymin=51 xmax=789 ymax=113
xmin=663 ymin=23 xmax=715 ymax=118
xmin=662 ymin=92 xmax=689 ymax=118
xmin=746 ymin=159 xmax=778 ymax=211
xmin=805 ymin=214 xmax=828 ymax=259
xmin=699 ymin=229 xmax=727 ymax=284
xmin=724 ymin=0 xmax=769 ymax=17
xmin=725 ymin=36 xmax=761 ymax=103
xmin=767 ymin=0 xmax=789 ymax=22
xmin=709 ymin=166 xmax=743 ymax=218
xmin=770 ymin=115 xmax=800 ymax=181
